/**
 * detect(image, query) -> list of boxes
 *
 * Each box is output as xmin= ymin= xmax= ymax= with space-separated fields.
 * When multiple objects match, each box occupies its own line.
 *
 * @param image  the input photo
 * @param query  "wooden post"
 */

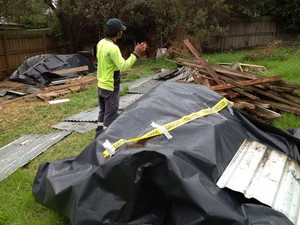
xmin=1 ymin=33 xmax=9 ymax=77
xmin=43 ymin=30 xmax=47 ymax=53
xmin=17 ymin=30 xmax=23 ymax=65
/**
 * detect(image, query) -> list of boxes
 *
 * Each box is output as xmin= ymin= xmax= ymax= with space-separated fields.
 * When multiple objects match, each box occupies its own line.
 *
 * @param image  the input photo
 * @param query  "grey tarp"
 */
xmin=10 ymin=54 xmax=96 ymax=85
xmin=32 ymin=82 xmax=300 ymax=225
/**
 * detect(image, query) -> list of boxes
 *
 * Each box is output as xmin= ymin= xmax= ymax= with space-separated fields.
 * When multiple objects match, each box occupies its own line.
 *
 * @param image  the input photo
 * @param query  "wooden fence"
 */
xmin=0 ymin=29 xmax=58 ymax=80
xmin=217 ymin=16 xmax=277 ymax=51
xmin=0 ymin=17 xmax=298 ymax=80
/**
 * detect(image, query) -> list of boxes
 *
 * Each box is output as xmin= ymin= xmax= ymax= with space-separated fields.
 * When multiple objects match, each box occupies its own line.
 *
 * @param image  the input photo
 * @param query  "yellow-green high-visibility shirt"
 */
xmin=96 ymin=38 xmax=137 ymax=91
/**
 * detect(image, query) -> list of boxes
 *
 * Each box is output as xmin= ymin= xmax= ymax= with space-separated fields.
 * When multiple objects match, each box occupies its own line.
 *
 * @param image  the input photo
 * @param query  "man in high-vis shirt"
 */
xmin=95 ymin=18 xmax=147 ymax=137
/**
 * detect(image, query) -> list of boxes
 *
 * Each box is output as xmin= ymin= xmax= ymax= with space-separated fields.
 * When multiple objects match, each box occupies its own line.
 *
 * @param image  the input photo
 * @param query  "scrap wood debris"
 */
xmin=0 ymin=75 xmax=97 ymax=107
xmin=167 ymin=39 xmax=300 ymax=121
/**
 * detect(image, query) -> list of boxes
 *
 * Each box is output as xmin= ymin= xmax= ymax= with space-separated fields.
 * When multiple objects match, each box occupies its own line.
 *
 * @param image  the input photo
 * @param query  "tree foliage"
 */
xmin=226 ymin=0 xmax=300 ymax=32
xmin=225 ymin=0 xmax=271 ymax=17
xmin=150 ymin=0 xmax=229 ymax=47
xmin=0 ymin=0 xmax=49 ymax=28
xmin=1 ymin=0 xmax=299 ymax=53
xmin=268 ymin=0 xmax=300 ymax=32
xmin=114 ymin=0 xmax=230 ymax=51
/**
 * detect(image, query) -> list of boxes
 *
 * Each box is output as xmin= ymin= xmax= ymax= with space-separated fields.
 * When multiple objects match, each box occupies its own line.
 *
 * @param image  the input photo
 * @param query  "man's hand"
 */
xmin=134 ymin=42 xmax=148 ymax=57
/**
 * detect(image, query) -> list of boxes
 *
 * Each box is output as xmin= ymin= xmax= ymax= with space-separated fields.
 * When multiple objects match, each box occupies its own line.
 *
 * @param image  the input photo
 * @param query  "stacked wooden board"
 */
xmin=172 ymin=39 xmax=300 ymax=120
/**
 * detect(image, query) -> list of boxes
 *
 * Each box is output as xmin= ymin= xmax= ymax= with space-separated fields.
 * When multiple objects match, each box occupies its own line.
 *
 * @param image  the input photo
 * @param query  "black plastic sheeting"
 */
xmin=10 ymin=54 xmax=96 ymax=85
xmin=32 ymin=82 xmax=300 ymax=225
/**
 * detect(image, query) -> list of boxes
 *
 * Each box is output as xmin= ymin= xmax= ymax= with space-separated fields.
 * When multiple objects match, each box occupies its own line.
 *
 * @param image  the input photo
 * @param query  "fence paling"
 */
xmin=0 ymin=29 xmax=58 ymax=80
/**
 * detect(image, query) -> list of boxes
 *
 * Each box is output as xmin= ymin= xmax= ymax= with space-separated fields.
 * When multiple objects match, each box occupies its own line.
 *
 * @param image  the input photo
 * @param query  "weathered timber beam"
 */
xmin=259 ymin=99 xmax=300 ymax=115
xmin=246 ymin=105 xmax=281 ymax=120
xmin=248 ymin=86 xmax=300 ymax=108
xmin=233 ymin=101 xmax=256 ymax=110
xmin=210 ymin=77 xmax=281 ymax=91
xmin=53 ymin=65 xmax=89 ymax=75
xmin=280 ymin=93 xmax=300 ymax=104
xmin=180 ymin=61 xmax=259 ymax=80
xmin=183 ymin=39 xmax=223 ymax=85
xmin=265 ymin=84 xmax=296 ymax=93
xmin=233 ymin=89 xmax=259 ymax=100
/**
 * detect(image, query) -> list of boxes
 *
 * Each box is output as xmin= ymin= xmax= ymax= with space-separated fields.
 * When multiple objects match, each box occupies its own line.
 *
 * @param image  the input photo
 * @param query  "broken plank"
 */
xmin=192 ymin=74 xmax=211 ymax=87
xmin=280 ymin=93 xmax=300 ymax=105
xmin=233 ymin=89 xmax=259 ymax=100
xmin=265 ymin=84 xmax=296 ymax=93
xmin=0 ymin=76 xmax=97 ymax=107
xmin=37 ymin=86 xmax=83 ymax=101
xmin=53 ymin=65 xmax=89 ymax=75
xmin=202 ymin=78 xmax=211 ymax=87
xmin=248 ymin=86 xmax=300 ymax=108
xmin=279 ymin=80 xmax=300 ymax=89
xmin=183 ymin=39 xmax=223 ymax=85
xmin=210 ymin=77 xmax=281 ymax=91
xmin=192 ymin=74 xmax=203 ymax=85
xmin=212 ymin=64 xmax=260 ymax=80
xmin=246 ymin=105 xmax=281 ymax=120
xmin=245 ymin=100 xmax=271 ymax=108
xmin=181 ymin=60 xmax=259 ymax=81
xmin=22 ymin=55 xmax=51 ymax=74
xmin=193 ymin=72 xmax=214 ymax=81
xmin=259 ymin=99 xmax=300 ymax=115
xmin=233 ymin=101 xmax=256 ymax=110
xmin=217 ymin=73 xmax=262 ymax=97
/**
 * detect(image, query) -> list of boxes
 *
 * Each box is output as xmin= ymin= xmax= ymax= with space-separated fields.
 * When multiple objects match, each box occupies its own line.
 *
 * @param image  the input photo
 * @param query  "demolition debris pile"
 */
xmin=169 ymin=39 xmax=300 ymax=120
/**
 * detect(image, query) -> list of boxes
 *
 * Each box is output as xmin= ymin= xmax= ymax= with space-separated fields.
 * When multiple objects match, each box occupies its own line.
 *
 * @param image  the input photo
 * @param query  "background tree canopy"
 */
xmin=1 ymin=0 xmax=299 ymax=53
xmin=225 ymin=0 xmax=300 ymax=32
xmin=0 ymin=0 xmax=49 ymax=28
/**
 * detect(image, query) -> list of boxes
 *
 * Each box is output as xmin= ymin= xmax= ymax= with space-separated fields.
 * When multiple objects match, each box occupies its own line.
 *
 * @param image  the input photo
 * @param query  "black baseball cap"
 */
xmin=106 ymin=18 xmax=126 ymax=31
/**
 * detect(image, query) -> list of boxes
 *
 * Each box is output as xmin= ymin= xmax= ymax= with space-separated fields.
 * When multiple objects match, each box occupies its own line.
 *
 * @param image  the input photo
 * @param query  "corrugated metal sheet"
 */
xmin=217 ymin=139 xmax=300 ymax=225
xmin=166 ymin=67 xmax=195 ymax=82
xmin=0 ymin=131 xmax=71 ymax=181
xmin=119 ymin=94 xmax=143 ymax=110
xmin=125 ymin=68 xmax=196 ymax=95
xmin=121 ymin=76 xmax=156 ymax=91
xmin=127 ymin=79 xmax=163 ymax=94
xmin=52 ymin=122 xmax=97 ymax=133
xmin=64 ymin=94 xmax=144 ymax=122
xmin=64 ymin=108 xmax=98 ymax=122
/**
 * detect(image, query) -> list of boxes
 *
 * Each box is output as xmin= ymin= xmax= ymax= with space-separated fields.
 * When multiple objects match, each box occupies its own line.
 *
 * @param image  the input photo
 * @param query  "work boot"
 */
xmin=95 ymin=126 xmax=104 ymax=138
xmin=95 ymin=122 xmax=107 ymax=138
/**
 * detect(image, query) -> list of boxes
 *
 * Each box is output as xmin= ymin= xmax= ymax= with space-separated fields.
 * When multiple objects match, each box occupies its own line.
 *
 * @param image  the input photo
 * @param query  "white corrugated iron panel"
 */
xmin=52 ymin=121 xmax=97 ymax=133
xmin=0 ymin=131 xmax=71 ymax=182
xmin=64 ymin=107 xmax=98 ymax=122
xmin=217 ymin=139 xmax=300 ymax=225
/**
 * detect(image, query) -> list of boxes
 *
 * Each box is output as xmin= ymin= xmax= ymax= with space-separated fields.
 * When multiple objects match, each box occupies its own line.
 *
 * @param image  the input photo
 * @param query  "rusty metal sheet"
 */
xmin=217 ymin=139 xmax=300 ymax=225
xmin=52 ymin=121 xmax=97 ymax=133
xmin=0 ymin=131 xmax=71 ymax=182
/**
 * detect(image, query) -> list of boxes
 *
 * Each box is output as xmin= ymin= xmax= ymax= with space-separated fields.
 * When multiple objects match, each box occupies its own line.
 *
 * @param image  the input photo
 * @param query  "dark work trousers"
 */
xmin=97 ymin=87 xmax=119 ymax=127
xmin=97 ymin=71 xmax=120 ymax=128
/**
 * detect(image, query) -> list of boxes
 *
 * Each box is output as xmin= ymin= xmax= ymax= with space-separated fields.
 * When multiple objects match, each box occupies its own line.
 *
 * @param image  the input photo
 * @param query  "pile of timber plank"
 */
xmin=0 ymin=75 xmax=97 ymax=107
xmin=172 ymin=39 xmax=300 ymax=121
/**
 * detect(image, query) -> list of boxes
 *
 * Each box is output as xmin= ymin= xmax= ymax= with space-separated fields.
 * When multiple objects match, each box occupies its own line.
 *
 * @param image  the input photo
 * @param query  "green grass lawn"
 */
xmin=0 ymin=46 xmax=299 ymax=225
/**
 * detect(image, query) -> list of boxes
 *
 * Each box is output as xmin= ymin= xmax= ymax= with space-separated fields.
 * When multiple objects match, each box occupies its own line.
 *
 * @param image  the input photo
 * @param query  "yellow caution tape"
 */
xmin=103 ymin=98 xmax=230 ymax=158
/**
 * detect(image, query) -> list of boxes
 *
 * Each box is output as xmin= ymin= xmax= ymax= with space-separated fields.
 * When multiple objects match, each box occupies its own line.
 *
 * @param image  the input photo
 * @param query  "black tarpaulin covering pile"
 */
xmin=10 ymin=54 xmax=96 ymax=85
xmin=32 ymin=82 xmax=300 ymax=225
